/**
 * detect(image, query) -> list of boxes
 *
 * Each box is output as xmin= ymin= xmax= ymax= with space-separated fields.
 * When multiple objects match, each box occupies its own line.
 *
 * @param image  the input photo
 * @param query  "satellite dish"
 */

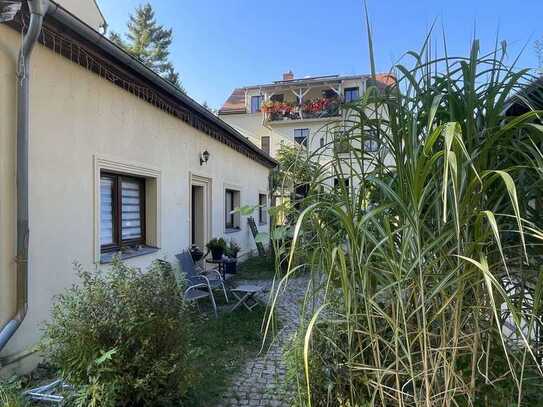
xmin=0 ymin=1 xmax=22 ymax=22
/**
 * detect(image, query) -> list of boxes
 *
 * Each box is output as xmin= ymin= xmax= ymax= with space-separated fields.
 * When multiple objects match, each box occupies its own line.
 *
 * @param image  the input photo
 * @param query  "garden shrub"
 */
xmin=40 ymin=258 xmax=193 ymax=406
xmin=286 ymin=319 xmax=543 ymax=407
xmin=274 ymin=33 xmax=543 ymax=406
xmin=285 ymin=319 xmax=371 ymax=407
xmin=0 ymin=377 xmax=29 ymax=407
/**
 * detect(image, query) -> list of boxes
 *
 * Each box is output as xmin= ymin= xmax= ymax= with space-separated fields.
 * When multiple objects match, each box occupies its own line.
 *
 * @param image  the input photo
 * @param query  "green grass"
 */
xmin=236 ymin=255 xmax=276 ymax=280
xmin=185 ymin=306 xmax=267 ymax=406
xmin=0 ymin=377 xmax=29 ymax=407
xmin=184 ymin=258 xmax=281 ymax=406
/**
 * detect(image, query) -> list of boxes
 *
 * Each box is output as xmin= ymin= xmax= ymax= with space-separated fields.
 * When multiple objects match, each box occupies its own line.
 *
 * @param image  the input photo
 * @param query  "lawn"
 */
xmin=185 ymin=306 xmax=267 ymax=406
xmin=184 ymin=255 xmax=277 ymax=406
xmin=235 ymin=254 xmax=276 ymax=280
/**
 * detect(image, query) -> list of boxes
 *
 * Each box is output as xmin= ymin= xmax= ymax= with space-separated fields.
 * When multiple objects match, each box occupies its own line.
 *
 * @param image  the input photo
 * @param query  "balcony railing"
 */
xmin=262 ymin=97 xmax=341 ymax=122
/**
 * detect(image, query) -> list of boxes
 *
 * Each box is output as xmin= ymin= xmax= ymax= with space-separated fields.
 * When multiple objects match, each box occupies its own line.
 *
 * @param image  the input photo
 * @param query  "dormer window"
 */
xmin=251 ymin=95 xmax=262 ymax=113
xmin=344 ymin=87 xmax=359 ymax=103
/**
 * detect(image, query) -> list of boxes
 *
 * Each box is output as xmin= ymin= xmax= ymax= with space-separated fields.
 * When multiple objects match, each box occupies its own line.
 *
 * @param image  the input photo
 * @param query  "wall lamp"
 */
xmin=200 ymin=150 xmax=210 ymax=166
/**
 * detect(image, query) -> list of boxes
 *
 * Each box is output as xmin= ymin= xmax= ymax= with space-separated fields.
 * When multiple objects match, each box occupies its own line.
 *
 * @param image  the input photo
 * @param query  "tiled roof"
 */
xmin=218 ymin=88 xmax=246 ymax=114
xmin=375 ymin=73 xmax=396 ymax=87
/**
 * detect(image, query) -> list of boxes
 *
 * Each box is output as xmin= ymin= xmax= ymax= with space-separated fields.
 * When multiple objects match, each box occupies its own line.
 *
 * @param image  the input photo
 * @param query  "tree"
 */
xmin=109 ymin=3 xmax=184 ymax=91
xmin=202 ymin=101 xmax=217 ymax=115
xmin=272 ymin=144 xmax=317 ymax=195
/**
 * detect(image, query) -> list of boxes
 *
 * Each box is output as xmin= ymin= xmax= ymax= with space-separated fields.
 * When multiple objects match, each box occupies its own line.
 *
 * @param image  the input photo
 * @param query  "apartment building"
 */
xmin=219 ymin=71 xmax=395 ymax=157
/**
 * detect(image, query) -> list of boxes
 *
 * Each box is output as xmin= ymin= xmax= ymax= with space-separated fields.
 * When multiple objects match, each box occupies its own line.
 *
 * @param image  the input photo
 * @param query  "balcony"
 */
xmin=262 ymin=97 xmax=341 ymax=122
xmin=259 ymin=82 xmax=346 ymax=123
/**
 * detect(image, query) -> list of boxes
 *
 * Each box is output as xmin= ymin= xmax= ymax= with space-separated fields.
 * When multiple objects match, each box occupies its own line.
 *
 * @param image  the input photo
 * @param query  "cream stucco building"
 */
xmin=0 ymin=0 xmax=275 ymax=373
xmin=218 ymin=71 xmax=395 ymax=157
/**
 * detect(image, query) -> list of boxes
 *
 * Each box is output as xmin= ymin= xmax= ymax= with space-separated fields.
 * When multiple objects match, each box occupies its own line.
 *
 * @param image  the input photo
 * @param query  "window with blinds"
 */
xmin=225 ymin=189 xmax=235 ymax=228
xmin=258 ymin=194 xmax=267 ymax=224
xmin=100 ymin=177 xmax=115 ymax=246
xmin=225 ymin=188 xmax=240 ymax=229
xmin=261 ymin=136 xmax=270 ymax=155
xmin=100 ymin=172 xmax=145 ymax=252
xmin=294 ymin=128 xmax=309 ymax=147
xmin=344 ymin=87 xmax=360 ymax=103
xmin=250 ymin=95 xmax=262 ymax=113
xmin=121 ymin=179 xmax=143 ymax=241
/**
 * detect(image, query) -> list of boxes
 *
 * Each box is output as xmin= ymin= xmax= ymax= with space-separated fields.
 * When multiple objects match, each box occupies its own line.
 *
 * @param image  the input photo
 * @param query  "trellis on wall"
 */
xmin=7 ymin=9 xmax=275 ymax=168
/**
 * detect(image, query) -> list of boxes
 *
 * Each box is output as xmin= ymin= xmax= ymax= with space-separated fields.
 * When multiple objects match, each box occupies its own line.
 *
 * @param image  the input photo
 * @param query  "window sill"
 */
xmin=225 ymin=227 xmax=241 ymax=234
xmin=100 ymin=246 xmax=160 ymax=264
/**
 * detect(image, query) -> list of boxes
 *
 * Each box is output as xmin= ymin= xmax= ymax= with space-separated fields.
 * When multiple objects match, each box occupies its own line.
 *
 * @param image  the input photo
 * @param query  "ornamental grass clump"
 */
xmin=40 ymin=258 xmax=193 ymax=407
xmin=0 ymin=377 xmax=28 ymax=407
xmin=274 ymin=33 xmax=543 ymax=407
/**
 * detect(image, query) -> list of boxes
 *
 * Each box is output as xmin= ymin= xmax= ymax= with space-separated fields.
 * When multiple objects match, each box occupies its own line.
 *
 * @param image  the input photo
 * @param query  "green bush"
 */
xmin=285 ymin=320 xmax=370 ymax=407
xmin=0 ymin=377 xmax=28 ymax=407
xmin=40 ymin=258 xmax=193 ymax=406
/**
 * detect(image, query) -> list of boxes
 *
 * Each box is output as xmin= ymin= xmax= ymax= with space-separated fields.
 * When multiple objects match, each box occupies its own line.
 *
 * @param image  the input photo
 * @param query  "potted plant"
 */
xmin=189 ymin=244 xmax=204 ymax=262
xmin=206 ymin=238 xmax=226 ymax=260
xmin=225 ymin=240 xmax=241 ymax=274
xmin=226 ymin=240 xmax=241 ymax=259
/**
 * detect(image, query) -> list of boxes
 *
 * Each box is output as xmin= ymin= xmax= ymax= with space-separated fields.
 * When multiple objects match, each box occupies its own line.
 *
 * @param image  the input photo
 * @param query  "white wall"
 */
xmin=0 ymin=24 xmax=270 ymax=371
xmin=54 ymin=0 xmax=105 ymax=31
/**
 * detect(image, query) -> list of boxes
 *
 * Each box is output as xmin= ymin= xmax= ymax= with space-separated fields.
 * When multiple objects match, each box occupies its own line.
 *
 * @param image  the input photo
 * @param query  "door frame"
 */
xmin=189 ymin=173 xmax=212 ymax=249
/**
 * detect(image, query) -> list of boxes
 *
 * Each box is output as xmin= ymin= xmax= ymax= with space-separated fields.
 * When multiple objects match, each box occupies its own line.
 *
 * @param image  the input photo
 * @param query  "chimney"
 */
xmin=282 ymin=70 xmax=294 ymax=81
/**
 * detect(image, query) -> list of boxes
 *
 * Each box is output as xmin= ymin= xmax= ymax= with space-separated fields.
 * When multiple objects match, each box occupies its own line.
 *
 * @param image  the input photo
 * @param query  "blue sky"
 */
xmin=96 ymin=0 xmax=542 ymax=110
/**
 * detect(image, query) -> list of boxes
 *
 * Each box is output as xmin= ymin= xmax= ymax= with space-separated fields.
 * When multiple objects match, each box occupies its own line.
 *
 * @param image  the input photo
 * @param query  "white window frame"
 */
xmin=294 ymin=128 xmax=309 ymax=147
xmin=223 ymin=183 xmax=242 ymax=233
xmin=94 ymin=155 xmax=161 ymax=263
xmin=258 ymin=192 xmax=268 ymax=225
xmin=250 ymin=95 xmax=262 ymax=113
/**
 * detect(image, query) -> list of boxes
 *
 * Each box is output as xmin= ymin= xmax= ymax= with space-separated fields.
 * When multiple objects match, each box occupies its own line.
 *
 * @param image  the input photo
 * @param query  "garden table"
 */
xmin=205 ymin=257 xmax=236 ymax=279
xmin=230 ymin=284 xmax=266 ymax=312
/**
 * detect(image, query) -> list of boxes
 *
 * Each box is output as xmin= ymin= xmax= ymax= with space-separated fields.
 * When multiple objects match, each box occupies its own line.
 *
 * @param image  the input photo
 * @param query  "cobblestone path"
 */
xmin=216 ymin=276 xmax=313 ymax=407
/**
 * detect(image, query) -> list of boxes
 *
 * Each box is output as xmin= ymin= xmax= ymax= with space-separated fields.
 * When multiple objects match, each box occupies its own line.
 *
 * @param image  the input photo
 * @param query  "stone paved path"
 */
xmin=216 ymin=275 xmax=314 ymax=407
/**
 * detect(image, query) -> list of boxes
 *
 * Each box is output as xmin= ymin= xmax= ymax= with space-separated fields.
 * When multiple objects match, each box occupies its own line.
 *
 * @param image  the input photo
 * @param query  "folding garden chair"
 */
xmin=176 ymin=251 xmax=228 ymax=315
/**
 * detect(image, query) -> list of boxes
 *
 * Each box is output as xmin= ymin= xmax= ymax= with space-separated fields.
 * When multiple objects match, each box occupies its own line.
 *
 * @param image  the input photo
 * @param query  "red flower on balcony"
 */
xmin=261 ymin=101 xmax=294 ymax=114
xmin=303 ymin=97 xmax=336 ymax=113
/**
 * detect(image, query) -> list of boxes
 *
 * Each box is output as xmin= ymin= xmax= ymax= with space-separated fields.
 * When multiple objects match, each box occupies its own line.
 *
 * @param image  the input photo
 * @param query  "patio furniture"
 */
xmin=184 ymin=284 xmax=217 ymax=317
xmin=189 ymin=244 xmax=205 ymax=262
xmin=230 ymin=284 xmax=266 ymax=312
xmin=24 ymin=379 xmax=71 ymax=404
xmin=205 ymin=257 xmax=236 ymax=279
xmin=248 ymin=216 xmax=266 ymax=256
xmin=224 ymin=258 xmax=237 ymax=274
xmin=177 ymin=251 xmax=228 ymax=302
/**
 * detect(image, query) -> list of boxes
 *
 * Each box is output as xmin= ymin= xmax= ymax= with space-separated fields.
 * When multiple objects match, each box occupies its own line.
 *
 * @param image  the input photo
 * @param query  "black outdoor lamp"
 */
xmin=200 ymin=150 xmax=210 ymax=166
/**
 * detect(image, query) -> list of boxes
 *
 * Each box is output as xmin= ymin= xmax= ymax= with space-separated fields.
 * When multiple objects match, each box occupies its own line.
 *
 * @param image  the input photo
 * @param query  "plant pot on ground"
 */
xmin=225 ymin=258 xmax=237 ymax=274
xmin=206 ymin=238 xmax=226 ymax=260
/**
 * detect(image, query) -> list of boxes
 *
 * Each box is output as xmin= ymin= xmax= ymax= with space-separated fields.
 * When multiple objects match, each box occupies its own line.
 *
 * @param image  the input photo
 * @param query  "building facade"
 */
xmin=219 ymin=71 xmax=395 ymax=157
xmin=0 ymin=0 xmax=275 ymax=373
